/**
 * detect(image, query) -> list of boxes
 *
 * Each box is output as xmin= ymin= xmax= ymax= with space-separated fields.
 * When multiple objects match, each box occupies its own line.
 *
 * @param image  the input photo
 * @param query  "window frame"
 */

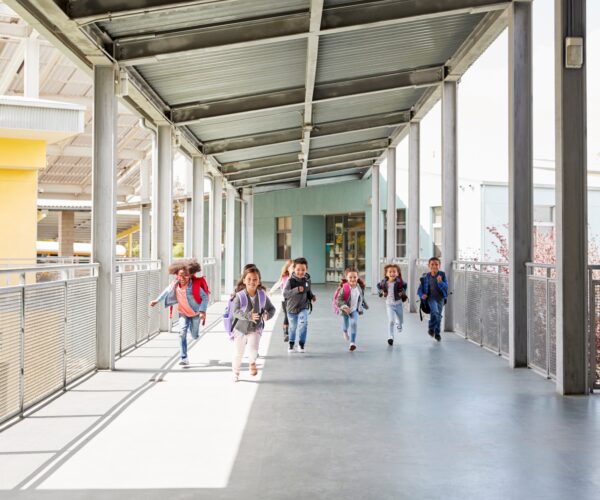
xmin=275 ymin=216 xmax=292 ymax=260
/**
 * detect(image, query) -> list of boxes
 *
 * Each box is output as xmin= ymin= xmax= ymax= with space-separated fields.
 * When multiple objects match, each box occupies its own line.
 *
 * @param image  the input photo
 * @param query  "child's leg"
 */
xmin=395 ymin=303 xmax=404 ymax=332
xmin=232 ymin=334 xmax=246 ymax=374
xmin=429 ymin=300 xmax=441 ymax=333
xmin=189 ymin=315 xmax=200 ymax=340
xmin=297 ymin=309 xmax=309 ymax=346
xmin=349 ymin=311 xmax=359 ymax=343
xmin=341 ymin=313 xmax=350 ymax=340
xmin=386 ymin=304 xmax=396 ymax=339
xmin=246 ymin=332 xmax=261 ymax=365
xmin=178 ymin=315 xmax=190 ymax=359
xmin=282 ymin=301 xmax=289 ymax=329
xmin=288 ymin=312 xmax=298 ymax=344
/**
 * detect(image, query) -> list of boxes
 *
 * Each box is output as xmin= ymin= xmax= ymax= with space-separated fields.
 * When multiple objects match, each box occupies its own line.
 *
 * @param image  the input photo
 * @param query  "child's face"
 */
xmin=243 ymin=272 xmax=260 ymax=292
xmin=386 ymin=267 xmax=398 ymax=281
xmin=294 ymin=263 xmax=307 ymax=279
xmin=429 ymin=260 xmax=440 ymax=274
xmin=346 ymin=272 xmax=358 ymax=286
xmin=177 ymin=270 xmax=190 ymax=286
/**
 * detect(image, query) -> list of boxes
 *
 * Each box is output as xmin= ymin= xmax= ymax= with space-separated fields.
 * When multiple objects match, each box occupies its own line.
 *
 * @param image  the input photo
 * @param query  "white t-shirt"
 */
xmin=386 ymin=281 xmax=402 ymax=305
xmin=350 ymin=286 xmax=361 ymax=312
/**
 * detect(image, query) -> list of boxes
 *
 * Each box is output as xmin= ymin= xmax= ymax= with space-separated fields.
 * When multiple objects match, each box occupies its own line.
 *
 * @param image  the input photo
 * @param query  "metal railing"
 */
xmin=115 ymin=260 xmax=162 ymax=356
xmin=0 ymin=264 xmax=98 ymax=426
xmin=452 ymin=261 xmax=510 ymax=357
xmin=202 ymin=257 xmax=219 ymax=305
xmin=416 ymin=258 xmax=430 ymax=280
xmin=588 ymin=265 xmax=600 ymax=390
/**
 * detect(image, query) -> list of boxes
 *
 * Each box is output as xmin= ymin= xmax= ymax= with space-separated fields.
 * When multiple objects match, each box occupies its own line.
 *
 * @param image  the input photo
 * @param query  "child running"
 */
xmin=150 ymin=258 xmax=209 ymax=365
xmin=283 ymin=257 xmax=316 ymax=353
xmin=376 ymin=263 xmax=408 ymax=346
xmin=336 ymin=267 xmax=369 ymax=351
xmin=269 ymin=259 xmax=294 ymax=342
xmin=231 ymin=266 xmax=276 ymax=382
xmin=417 ymin=257 xmax=449 ymax=342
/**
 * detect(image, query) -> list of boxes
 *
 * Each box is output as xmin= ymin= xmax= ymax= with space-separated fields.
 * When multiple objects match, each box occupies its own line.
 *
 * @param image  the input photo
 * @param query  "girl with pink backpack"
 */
xmin=334 ymin=267 xmax=369 ymax=351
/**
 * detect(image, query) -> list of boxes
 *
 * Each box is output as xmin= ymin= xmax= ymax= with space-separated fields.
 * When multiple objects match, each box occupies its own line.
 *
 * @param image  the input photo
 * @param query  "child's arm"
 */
xmin=282 ymin=279 xmax=299 ymax=299
xmin=198 ymin=287 xmax=209 ymax=314
xmin=438 ymin=273 xmax=449 ymax=296
xmin=150 ymin=284 xmax=170 ymax=307
xmin=269 ymin=277 xmax=282 ymax=294
xmin=263 ymin=296 xmax=277 ymax=321
xmin=417 ymin=278 xmax=425 ymax=300
xmin=232 ymin=294 xmax=254 ymax=321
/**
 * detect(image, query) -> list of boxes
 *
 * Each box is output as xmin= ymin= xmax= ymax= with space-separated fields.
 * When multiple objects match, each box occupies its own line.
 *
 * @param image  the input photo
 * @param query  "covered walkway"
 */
xmin=1 ymin=287 xmax=599 ymax=500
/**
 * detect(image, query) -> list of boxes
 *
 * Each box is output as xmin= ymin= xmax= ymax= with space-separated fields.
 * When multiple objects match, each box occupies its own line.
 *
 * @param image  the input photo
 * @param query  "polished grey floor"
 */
xmin=2 ymin=285 xmax=599 ymax=500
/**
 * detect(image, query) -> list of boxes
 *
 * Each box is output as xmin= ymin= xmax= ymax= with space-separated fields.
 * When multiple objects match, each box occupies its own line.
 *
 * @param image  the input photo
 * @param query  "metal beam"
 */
xmin=203 ymin=110 xmax=410 ymax=155
xmin=171 ymin=67 xmax=444 ymax=124
xmin=46 ymin=144 xmax=148 ymax=160
xmin=110 ymin=0 xmax=510 ymax=65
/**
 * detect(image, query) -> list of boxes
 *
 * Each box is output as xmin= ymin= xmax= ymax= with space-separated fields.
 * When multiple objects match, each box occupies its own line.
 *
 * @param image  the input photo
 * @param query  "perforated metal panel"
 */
xmin=65 ymin=278 xmax=97 ymax=383
xmin=23 ymin=283 xmax=65 ymax=407
xmin=466 ymin=271 xmax=482 ymax=345
xmin=481 ymin=272 xmax=499 ymax=353
xmin=0 ymin=290 xmax=22 ymax=423
xmin=593 ymin=281 xmax=600 ymax=387
xmin=453 ymin=270 xmax=466 ymax=336
xmin=528 ymin=278 xmax=548 ymax=374
xmin=148 ymin=270 xmax=161 ymax=336
xmin=120 ymin=274 xmax=137 ymax=351
xmin=114 ymin=274 xmax=122 ymax=354
xmin=499 ymin=274 xmax=510 ymax=357
xmin=548 ymin=280 xmax=557 ymax=378
xmin=136 ymin=271 xmax=149 ymax=343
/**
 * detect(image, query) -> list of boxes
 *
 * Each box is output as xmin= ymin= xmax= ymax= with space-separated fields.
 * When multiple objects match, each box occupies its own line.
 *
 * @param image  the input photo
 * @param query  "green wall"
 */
xmin=253 ymin=179 xmax=373 ymax=284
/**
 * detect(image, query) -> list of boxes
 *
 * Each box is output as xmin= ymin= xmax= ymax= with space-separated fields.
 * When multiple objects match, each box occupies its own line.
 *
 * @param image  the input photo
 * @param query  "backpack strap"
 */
xmin=342 ymin=282 xmax=351 ymax=302
xmin=258 ymin=289 xmax=267 ymax=311
xmin=237 ymin=290 xmax=248 ymax=311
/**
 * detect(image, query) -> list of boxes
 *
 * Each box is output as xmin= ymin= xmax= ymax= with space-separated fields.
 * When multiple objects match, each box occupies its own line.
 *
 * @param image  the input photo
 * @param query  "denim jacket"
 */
xmin=417 ymin=271 xmax=448 ymax=301
xmin=155 ymin=280 xmax=208 ymax=314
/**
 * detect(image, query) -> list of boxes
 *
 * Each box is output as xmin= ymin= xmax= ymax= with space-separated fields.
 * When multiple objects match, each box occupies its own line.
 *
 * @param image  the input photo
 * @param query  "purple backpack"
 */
xmin=223 ymin=289 xmax=267 ymax=339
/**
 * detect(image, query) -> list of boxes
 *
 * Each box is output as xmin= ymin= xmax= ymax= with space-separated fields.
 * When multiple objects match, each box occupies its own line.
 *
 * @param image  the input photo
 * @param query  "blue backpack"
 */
xmin=223 ymin=289 xmax=267 ymax=338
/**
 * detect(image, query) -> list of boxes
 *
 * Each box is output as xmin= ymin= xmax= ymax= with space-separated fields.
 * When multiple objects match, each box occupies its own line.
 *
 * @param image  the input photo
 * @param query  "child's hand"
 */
xmin=251 ymin=312 xmax=260 ymax=322
xmin=298 ymin=286 xmax=304 ymax=293
xmin=341 ymin=306 xmax=350 ymax=315
xmin=199 ymin=311 xmax=206 ymax=320
xmin=437 ymin=275 xmax=443 ymax=283
xmin=149 ymin=300 xmax=158 ymax=307
xmin=312 ymin=295 xmax=317 ymax=302
xmin=422 ymin=294 xmax=427 ymax=300
xmin=262 ymin=312 xmax=269 ymax=321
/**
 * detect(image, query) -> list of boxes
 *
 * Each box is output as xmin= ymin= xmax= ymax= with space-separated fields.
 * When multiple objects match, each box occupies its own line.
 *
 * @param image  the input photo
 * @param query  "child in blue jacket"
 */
xmin=417 ymin=257 xmax=448 ymax=342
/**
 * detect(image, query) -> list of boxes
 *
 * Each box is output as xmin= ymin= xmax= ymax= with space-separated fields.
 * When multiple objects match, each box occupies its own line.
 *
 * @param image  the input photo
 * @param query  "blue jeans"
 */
xmin=428 ymin=298 xmax=444 ymax=334
xmin=288 ymin=309 xmax=309 ymax=344
xmin=386 ymin=302 xmax=404 ymax=339
xmin=178 ymin=314 xmax=200 ymax=359
xmin=341 ymin=310 xmax=359 ymax=343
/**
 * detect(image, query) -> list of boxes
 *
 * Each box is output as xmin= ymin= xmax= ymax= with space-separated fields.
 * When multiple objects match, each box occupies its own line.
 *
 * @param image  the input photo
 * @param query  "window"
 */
xmin=534 ymin=205 xmax=555 ymax=243
xmin=432 ymin=207 xmax=442 ymax=258
xmin=276 ymin=217 xmax=292 ymax=260
xmin=383 ymin=209 xmax=407 ymax=258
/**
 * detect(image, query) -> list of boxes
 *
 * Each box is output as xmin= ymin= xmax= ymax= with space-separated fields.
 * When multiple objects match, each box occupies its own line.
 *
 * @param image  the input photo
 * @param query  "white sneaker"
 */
xmin=297 ymin=345 xmax=305 ymax=353
xmin=342 ymin=331 xmax=349 ymax=341
xmin=179 ymin=358 xmax=189 ymax=366
xmin=232 ymin=372 xmax=240 ymax=382
xmin=287 ymin=347 xmax=295 ymax=353
xmin=349 ymin=343 xmax=357 ymax=351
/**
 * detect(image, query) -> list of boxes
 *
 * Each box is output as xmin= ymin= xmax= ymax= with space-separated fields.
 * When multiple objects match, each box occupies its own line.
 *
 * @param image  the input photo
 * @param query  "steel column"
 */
xmin=183 ymin=198 xmax=193 ymax=257
xmin=157 ymin=125 xmax=173 ymax=331
xmin=92 ymin=65 xmax=117 ymax=370
xmin=192 ymin=156 xmax=205 ymax=262
xmin=555 ymin=0 xmax=588 ymax=394
xmin=386 ymin=147 xmax=396 ymax=261
xmin=371 ymin=164 xmax=380 ymax=295
xmin=139 ymin=155 xmax=151 ymax=260
xmin=442 ymin=81 xmax=457 ymax=331
xmin=212 ymin=175 xmax=224 ymax=299
xmin=150 ymin=131 xmax=159 ymax=260
xmin=24 ymin=36 xmax=39 ymax=99
xmin=246 ymin=189 xmax=254 ymax=264
xmin=408 ymin=122 xmax=420 ymax=312
xmin=508 ymin=1 xmax=533 ymax=368
xmin=225 ymin=187 xmax=236 ymax=294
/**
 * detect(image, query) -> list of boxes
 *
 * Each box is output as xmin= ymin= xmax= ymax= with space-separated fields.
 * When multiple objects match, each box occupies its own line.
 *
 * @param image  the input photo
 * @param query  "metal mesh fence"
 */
xmin=66 ymin=278 xmax=97 ymax=384
xmin=466 ymin=271 xmax=482 ymax=345
xmin=481 ymin=272 xmax=499 ymax=353
xmin=592 ymin=280 xmax=600 ymax=388
xmin=453 ymin=269 xmax=466 ymax=336
xmin=0 ymin=290 xmax=22 ymax=424
xmin=499 ymin=273 xmax=510 ymax=357
xmin=528 ymin=276 xmax=549 ymax=376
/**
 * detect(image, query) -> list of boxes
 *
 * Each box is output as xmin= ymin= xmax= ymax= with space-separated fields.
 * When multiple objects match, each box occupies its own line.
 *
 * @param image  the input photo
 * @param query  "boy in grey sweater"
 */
xmin=283 ymin=257 xmax=317 ymax=353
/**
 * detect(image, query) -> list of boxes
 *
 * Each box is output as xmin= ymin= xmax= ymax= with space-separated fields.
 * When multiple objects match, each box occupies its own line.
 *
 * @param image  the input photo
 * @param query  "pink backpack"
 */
xmin=332 ymin=283 xmax=351 ymax=315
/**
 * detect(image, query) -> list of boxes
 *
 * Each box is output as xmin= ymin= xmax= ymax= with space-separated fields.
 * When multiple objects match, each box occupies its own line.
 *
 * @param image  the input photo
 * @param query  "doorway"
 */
xmin=325 ymin=213 xmax=366 ymax=282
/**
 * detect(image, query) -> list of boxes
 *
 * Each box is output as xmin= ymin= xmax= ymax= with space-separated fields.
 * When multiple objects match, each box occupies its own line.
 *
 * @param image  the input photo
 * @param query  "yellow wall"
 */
xmin=0 ymin=138 xmax=46 ymax=170
xmin=0 ymin=138 xmax=46 ymax=260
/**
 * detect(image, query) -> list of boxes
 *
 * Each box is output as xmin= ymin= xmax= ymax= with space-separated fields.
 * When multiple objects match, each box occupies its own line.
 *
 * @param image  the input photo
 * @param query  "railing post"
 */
xmin=546 ymin=266 xmax=551 ymax=378
xmin=496 ymin=264 xmax=501 ymax=355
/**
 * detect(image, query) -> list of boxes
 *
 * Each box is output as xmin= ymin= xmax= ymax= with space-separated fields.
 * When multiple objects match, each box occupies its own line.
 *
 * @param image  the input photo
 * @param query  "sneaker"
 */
xmin=387 ymin=338 xmax=394 ymax=346
xmin=179 ymin=358 xmax=189 ymax=366
xmin=288 ymin=343 xmax=295 ymax=353
xmin=284 ymin=333 xmax=289 ymax=342
xmin=297 ymin=345 xmax=305 ymax=353
xmin=428 ymin=330 xmax=434 ymax=338
xmin=349 ymin=343 xmax=357 ymax=351
xmin=435 ymin=333 xmax=441 ymax=342
xmin=397 ymin=325 xmax=403 ymax=333
xmin=342 ymin=331 xmax=350 ymax=341
xmin=249 ymin=363 xmax=258 ymax=376
xmin=232 ymin=372 xmax=240 ymax=382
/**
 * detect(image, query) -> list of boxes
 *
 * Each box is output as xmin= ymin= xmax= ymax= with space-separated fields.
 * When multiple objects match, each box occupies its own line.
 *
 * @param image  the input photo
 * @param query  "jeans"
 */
xmin=428 ymin=298 xmax=444 ymax=334
xmin=386 ymin=302 xmax=404 ymax=339
xmin=288 ymin=308 xmax=309 ymax=344
xmin=341 ymin=310 xmax=359 ymax=343
xmin=178 ymin=314 xmax=200 ymax=359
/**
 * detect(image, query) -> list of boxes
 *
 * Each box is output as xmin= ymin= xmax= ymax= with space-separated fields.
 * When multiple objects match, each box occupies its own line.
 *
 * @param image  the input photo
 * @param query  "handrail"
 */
xmin=454 ymin=260 xmax=509 ymax=267
xmin=0 ymin=263 xmax=98 ymax=275
xmin=525 ymin=262 xmax=555 ymax=269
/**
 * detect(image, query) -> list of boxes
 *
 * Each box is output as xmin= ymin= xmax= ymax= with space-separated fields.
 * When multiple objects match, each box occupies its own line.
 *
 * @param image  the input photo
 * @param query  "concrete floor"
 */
xmin=1 ymin=284 xmax=599 ymax=500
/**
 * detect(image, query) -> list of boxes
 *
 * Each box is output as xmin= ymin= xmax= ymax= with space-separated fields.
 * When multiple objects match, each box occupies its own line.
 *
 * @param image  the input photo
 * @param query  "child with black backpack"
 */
xmin=283 ymin=257 xmax=316 ymax=353
xmin=417 ymin=257 xmax=449 ymax=342
xmin=229 ymin=266 xmax=275 ymax=382
xmin=376 ymin=263 xmax=408 ymax=347
xmin=334 ymin=267 xmax=368 ymax=351
xmin=150 ymin=258 xmax=209 ymax=366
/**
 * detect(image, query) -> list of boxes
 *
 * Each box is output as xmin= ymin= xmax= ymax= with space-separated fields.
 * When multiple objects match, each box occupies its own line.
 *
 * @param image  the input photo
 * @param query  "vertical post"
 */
xmin=246 ymin=188 xmax=254 ymax=264
xmin=139 ymin=157 xmax=151 ymax=260
xmin=240 ymin=193 xmax=247 ymax=267
xmin=58 ymin=211 xmax=75 ymax=257
xmin=192 ymin=156 xmax=205 ymax=262
xmin=92 ymin=65 xmax=117 ymax=370
xmin=225 ymin=186 xmax=236 ymax=294
xmin=24 ymin=37 xmax=39 ymax=99
xmin=157 ymin=125 xmax=173 ymax=332
xmin=149 ymin=131 xmax=159 ymax=261
xmin=212 ymin=174 xmax=224 ymax=299
xmin=183 ymin=198 xmax=193 ymax=257
xmin=555 ymin=0 xmax=587 ymax=394
xmin=441 ymin=81 xmax=457 ymax=332
xmin=371 ymin=164 xmax=380 ymax=295
xmin=508 ymin=0 xmax=533 ymax=368
xmin=386 ymin=147 xmax=396 ymax=262
xmin=408 ymin=122 xmax=420 ymax=312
